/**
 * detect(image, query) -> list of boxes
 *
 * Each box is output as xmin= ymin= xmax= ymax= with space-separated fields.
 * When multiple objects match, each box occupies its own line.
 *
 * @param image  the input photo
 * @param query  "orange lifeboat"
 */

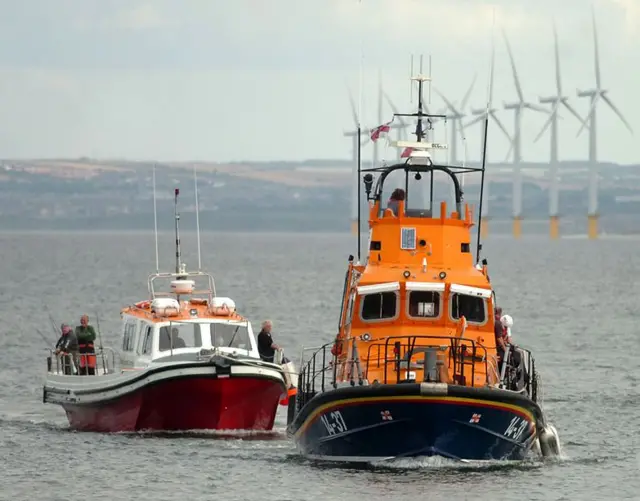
xmin=286 ymin=68 xmax=561 ymax=462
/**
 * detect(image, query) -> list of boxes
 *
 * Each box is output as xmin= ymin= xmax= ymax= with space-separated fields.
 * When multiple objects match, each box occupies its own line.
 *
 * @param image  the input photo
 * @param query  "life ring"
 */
xmin=135 ymin=300 xmax=151 ymax=309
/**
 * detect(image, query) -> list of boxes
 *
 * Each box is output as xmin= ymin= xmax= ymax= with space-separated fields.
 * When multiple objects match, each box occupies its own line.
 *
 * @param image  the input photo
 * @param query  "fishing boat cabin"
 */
xmin=118 ymin=267 xmax=263 ymax=369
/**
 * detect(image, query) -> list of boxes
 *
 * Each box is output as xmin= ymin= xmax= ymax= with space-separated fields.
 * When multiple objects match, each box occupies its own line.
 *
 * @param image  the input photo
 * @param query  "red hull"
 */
xmin=61 ymin=376 xmax=286 ymax=432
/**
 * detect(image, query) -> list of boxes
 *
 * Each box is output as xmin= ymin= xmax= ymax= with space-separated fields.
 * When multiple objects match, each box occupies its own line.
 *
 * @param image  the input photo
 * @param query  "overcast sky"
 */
xmin=0 ymin=0 xmax=638 ymax=165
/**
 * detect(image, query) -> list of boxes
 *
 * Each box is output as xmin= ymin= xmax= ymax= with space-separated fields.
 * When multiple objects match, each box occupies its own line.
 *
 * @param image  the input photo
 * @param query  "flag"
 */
xmin=370 ymin=121 xmax=392 ymax=142
xmin=401 ymin=147 xmax=414 ymax=158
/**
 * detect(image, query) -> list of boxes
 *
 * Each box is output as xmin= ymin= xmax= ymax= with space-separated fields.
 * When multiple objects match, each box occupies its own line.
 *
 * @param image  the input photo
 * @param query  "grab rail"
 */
xmin=293 ymin=336 xmax=540 ymax=413
xmin=47 ymin=347 xmax=119 ymax=376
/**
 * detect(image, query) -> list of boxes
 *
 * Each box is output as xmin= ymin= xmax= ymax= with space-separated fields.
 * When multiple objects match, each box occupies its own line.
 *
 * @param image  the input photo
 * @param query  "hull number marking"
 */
xmin=504 ymin=416 xmax=528 ymax=441
xmin=320 ymin=410 xmax=348 ymax=436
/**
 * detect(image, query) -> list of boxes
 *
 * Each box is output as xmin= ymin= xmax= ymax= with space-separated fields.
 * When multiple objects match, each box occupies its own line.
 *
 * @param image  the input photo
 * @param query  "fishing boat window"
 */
xmin=407 ymin=291 xmax=440 ymax=318
xmin=210 ymin=323 xmax=250 ymax=350
xmin=450 ymin=294 xmax=486 ymax=324
xmin=122 ymin=321 xmax=138 ymax=352
xmin=141 ymin=326 xmax=153 ymax=355
xmin=159 ymin=323 xmax=203 ymax=351
xmin=360 ymin=292 xmax=398 ymax=321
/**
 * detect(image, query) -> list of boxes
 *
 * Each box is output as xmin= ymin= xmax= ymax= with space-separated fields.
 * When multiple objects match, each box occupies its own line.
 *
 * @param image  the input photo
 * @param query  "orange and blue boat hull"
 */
xmin=287 ymin=383 xmax=541 ymax=462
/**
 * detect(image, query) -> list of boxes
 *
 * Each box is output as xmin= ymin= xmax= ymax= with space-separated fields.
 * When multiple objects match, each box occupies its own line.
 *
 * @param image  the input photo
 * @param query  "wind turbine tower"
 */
xmin=576 ymin=8 xmax=633 ymax=239
xmin=465 ymin=45 xmax=511 ymax=239
xmin=502 ymin=31 xmax=549 ymax=239
xmin=534 ymin=22 xmax=584 ymax=239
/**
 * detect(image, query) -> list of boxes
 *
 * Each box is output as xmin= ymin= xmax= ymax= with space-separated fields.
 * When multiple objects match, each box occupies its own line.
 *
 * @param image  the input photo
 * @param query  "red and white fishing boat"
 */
xmin=43 ymin=172 xmax=298 ymax=433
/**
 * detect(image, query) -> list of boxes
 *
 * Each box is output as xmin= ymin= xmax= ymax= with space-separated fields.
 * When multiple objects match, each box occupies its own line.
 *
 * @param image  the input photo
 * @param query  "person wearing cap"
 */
xmin=55 ymin=324 xmax=79 ymax=375
xmin=75 ymin=314 xmax=97 ymax=375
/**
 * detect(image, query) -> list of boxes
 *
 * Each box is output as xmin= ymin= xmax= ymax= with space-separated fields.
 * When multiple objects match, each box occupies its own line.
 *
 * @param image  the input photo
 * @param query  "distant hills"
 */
xmin=0 ymin=157 xmax=638 ymax=234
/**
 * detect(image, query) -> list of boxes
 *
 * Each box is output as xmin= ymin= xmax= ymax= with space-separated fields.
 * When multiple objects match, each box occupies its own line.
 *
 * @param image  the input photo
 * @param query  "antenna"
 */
xmin=428 ymin=55 xmax=432 ymax=106
xmin=152 ymin=164 xmax=159 ymax=274
xmin=410 ymin=55 xmax=414 ymax=103
xmin=174 ymin=187 xmax=182 ymax=274
xmin=356 ymin=0 xmax=364 ymax=263
xmin=475 ymin=10 xmax=497 ymax=265
xmin=193 ymin=165 xmax=202 ymax=271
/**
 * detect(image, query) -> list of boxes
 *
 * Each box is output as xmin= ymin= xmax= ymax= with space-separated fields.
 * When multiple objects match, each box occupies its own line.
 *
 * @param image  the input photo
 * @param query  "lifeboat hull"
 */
xmin=43 ymin=361 xmax=288 ymax=432
xmin=287 ymin=382 xmax=542 ymax=462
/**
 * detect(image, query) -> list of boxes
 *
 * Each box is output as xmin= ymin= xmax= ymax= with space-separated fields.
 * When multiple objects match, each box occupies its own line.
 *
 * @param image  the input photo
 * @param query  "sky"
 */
xmin=0 ymin=0 xmax=638 ymax=165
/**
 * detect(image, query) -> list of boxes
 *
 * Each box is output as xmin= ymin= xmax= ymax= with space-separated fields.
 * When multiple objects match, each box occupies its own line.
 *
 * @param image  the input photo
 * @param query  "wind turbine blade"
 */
xmin=346 ymin=85 xmax=359 ymax=126
xmin=462 ymin=114 xmax=485 ymax=129
xmin=601 ymin=94 xmax=634 ymax=133
xmin=504 ymin=141 xmax=513 ymax=163
xmin=489 ymin=41 xmax=496 ymax=105
xmin=525 ymin=102 xmax=551 ymax=113
xmin=489 ymin=111 xmax=512 ymax=140
xmin=502 ymin=29 xmax=523 ymax=102
xmin=533 ymin=104 xmax=558 ymax=143
xmin=433 ymin=88 xmax=462 ymax=116
xmin=592 ymin=6 xmax=601 ymax=89
xmin=575 ymin=96 xmax=599 ymax=137
xmin=383 ymin=91 xmax=405 ymax=123
xmin=561 ymin=100 xmax=584 ymax=123
xmin=460 ymin=73 xmax=477 ymax=110
xmin=553 ymin=20 xmax=562 ymax=95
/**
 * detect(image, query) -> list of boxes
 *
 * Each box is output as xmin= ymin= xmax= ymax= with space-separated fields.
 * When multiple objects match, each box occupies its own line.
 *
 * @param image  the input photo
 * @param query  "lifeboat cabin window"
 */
xmin=451 ymin=293 xmax=486 ymax=324
xmin=408 ymin=291 xmax=440 ymax=318
xmin=210 ymin=323 xmax=250 ymax=349
xmin=159 ymin=323 xmax=203 ymax=351
xmin=361 ymin=292 xmax=398 ymax=321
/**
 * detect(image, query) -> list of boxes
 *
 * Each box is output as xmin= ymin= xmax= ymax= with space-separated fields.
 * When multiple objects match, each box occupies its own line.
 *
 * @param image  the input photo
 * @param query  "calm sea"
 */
xmin=1 ymin=230 xmax=638 ymax=500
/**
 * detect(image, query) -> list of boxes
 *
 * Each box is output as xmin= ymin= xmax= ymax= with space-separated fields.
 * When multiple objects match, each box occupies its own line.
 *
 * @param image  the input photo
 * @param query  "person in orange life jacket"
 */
xmin=257 ymin=320 xmax=289 ymax=364
xmin=75 ymin=314 xmax=97 ymax=375
xmin=55 ymin=324 xmax=79 ymax=375
xmin=387 ymin=188 xmax=405 ymax=216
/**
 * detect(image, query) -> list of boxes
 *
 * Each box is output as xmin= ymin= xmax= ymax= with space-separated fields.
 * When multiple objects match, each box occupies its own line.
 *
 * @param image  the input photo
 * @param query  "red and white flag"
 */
xmin=370 ymin=121 xmax=392 ymax=142
xmin=400 ymin=147 xmax=414 ymax=158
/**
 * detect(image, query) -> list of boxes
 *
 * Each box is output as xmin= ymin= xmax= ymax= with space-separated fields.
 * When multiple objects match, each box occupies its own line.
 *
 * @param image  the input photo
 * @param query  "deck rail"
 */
xmin=294 ymin=335 xmax=539 ymax=412
xmin=46 ymin=347 xmax=119 ymax=376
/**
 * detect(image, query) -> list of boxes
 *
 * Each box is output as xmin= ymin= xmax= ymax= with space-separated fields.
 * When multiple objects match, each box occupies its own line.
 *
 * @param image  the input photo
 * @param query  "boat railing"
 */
xmin=364 ymin=335 xmax=494 ymax=387
xmin=500 ymin=344 xmax=538 ymax=401
xmin=46 ymin=347 xmax=119 ymax=376
xmin=295 ymin=339 xmax=363 ymax=411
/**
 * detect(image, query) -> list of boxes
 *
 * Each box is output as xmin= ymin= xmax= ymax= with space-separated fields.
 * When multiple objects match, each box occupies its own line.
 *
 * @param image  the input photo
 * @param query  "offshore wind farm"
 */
xmin=343 ymin=11 xmax=634 ymax=240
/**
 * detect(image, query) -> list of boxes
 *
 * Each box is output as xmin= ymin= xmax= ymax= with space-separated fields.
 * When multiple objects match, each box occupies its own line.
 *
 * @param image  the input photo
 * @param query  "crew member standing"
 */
xmin=75 ymin=314 xmax=97 ymax=375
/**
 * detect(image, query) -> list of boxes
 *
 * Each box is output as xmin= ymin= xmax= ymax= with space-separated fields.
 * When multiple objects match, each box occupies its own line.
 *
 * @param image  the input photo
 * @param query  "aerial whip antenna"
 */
xmin=194 ymin=165 xmax=202 ymax=271
xmin=356 ymin=0 xmax=364 ymax=263
xmin=174 ymin=187 xmax=182 ymax=274
xmin=153 ymin=164 xmax=159 ymax=274
xmin=475 ymin=9 xmax=496 ymax=265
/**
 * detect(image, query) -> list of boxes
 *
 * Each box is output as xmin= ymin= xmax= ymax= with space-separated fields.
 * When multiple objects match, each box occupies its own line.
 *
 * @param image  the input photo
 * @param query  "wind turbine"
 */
xmin=464 ymin=45 xmax=511 ymax=238
xmin=502 ymin=30 xmax=550 ymax=239
xmin=575 ymin=7 xmax=633 ymax=239
xmin=433 ymin=73 xmax=477 ymax=165
xmin=534 ymin=21 xmax=584 ymax=239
